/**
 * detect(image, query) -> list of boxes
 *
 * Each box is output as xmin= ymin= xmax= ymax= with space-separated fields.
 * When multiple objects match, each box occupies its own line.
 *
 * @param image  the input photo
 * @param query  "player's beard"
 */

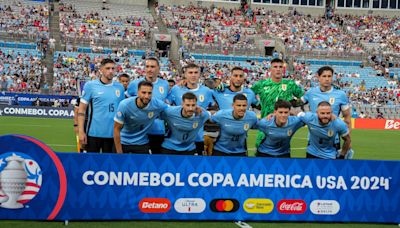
xmin=140 ymin=97 xmax=151 ymax=107
xmin=319 ymin=116 xmax=331 ymax=125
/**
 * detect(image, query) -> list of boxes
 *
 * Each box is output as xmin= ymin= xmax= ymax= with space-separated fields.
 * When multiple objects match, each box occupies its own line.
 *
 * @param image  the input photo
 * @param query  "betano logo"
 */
xmin=139 ymin=198 xmax=171 ymax=213
xmin=243 ymin=198 xmax=274 ymax=214
xmin=210 ymin=199 xmax=239 ymax=213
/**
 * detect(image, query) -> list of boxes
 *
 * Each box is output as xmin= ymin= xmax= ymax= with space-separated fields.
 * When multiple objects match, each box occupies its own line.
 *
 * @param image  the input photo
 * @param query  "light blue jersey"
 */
xmin=125 ymin=77 xmax=169 ymax=135
xmin=211 ymin=109 xmax=258 ymax=154
xmin=257 ymin=116 xmax=305 ymax=156
xmin=302 ymin=87 xmax=350 ymax=116
xmin=81 ymin=79 xmax=124 ymax=138
xmin=212 ymin=87 xmax=258 ymax=110
xmin=299 ymin=112 xmax=349 ymax=159
xmin=161 ymin=106 xmax=210 ymax=152
xmin=167 ymin=84 xmax=214 ymax=142
xmin=114 ymin=97 xmax=168 ymax=146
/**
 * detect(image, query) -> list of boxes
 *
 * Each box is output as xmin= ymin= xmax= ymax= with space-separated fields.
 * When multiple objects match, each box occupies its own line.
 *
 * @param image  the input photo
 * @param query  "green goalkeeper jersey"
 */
xmin=251 ymin=78 xmax=304 ymax=117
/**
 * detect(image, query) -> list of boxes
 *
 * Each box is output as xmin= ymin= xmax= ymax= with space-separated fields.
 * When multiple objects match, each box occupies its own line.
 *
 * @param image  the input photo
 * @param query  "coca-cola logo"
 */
xmin=384 ymin=120 xmax=400 ymax=130
xmin=277 ymin=200 xmax=306 ymax=214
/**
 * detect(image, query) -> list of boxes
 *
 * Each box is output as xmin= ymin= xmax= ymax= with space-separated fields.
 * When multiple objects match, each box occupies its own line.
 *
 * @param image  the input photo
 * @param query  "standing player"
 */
xmin=78 ymin=58 xmax=125 ymax=153
xmin=114 ymin=81 xmax=167 ymax=154
xmin=167 ymin=63 xmax=214 ymax=155
xmin=125 ymin=57 xmax=169 ymax=154
xmin=251 ymin=58 xmax=304 ymax=147
xmin=161 ymin=92 xmax=210 ymax=155
xmin=301 ymin=66 xmax=351 ymax=150
xmin=211 ymin=94 xmax=258 ymax=156
xmin=257 ymin=100 xmax=305 ymax=158
xmin=213 ymin=66 xmax=258 ymax=110
xmin=299 ymin=101 xmax=351 ymax=159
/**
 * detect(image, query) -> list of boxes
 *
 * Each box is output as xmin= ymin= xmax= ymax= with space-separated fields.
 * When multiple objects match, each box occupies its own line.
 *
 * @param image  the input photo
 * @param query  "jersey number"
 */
xmin=182 ymin=133 xmax=189 ymax=141
xmin=109 ymin=104 xmax=114 ymax=112
xmin=231 ymin=135 xmax=240 ymax=142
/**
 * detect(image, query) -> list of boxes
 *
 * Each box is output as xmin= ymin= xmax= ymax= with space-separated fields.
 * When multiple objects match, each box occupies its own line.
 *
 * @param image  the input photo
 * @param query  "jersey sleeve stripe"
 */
xmin=80 ymin=98 xmax=88 ymax=104
xmin=114 ymin=118 xmax=124 ymax=124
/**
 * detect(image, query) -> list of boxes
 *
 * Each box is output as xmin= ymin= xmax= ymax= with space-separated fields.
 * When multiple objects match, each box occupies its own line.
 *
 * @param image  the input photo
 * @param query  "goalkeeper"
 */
xmin=251 ymin=58 xmax=304 ymax=147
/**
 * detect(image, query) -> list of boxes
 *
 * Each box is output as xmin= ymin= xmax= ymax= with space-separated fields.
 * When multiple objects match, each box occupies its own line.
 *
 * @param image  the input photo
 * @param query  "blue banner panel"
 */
xmin=0 ymin=92 xmax=75 ymax=106
xmin=0 ymin=135 xmax=399 ymax=223
xmin=0 ymin=105 xmax=74 ymax=118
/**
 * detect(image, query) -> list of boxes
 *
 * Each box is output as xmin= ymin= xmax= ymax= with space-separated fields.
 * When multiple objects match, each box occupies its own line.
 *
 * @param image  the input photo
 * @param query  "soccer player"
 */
xmin=114 ymin=81 xmax=167 ymax=154
xmin=257 ymin=100 xmax=305 ymax=158
xmin=299 ymin=101 xmax=351 ymax=159
xmin=125 ymin=57 xmax=169 ymax=154
xmin=213 ymin=66 xmax=258 ymax=110
xmin=161 ymin=92 xmax=210 ymax=155
xmin=211 ymin=94 xmax=258 ymax=156
xmin=251 ymin=58 xmax=304 ymax=147
xmin=78 ymin=58 xmax=125 ymax=153
xmin=167 ymin=63 xmax=214 ymax=155
xmin=301 ymin=66 xmax=351 ymax=150
xmin=118 ymin=73 xmax=130 ymax=91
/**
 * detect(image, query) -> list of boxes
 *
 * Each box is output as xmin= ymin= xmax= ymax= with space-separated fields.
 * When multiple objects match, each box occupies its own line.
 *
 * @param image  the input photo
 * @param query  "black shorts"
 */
xmin=148 ymin=134 xmax=164 ymax=154
xmin=160 ymin=147 xmax=197 ymax=155
xmin=195 ymin=141 xmax=205 ymax=155
xmin=213 ymin=149 xmax=247 ymax=157
xmin=121 ymin=144 xmax=151 ymax=154
xmin=86 ymin=136 xmax=114 ymax=153
xmin=306 ymin=153 xmax=323 ymax=159
xmin=256 ymin=151 xmax=291 ymax=158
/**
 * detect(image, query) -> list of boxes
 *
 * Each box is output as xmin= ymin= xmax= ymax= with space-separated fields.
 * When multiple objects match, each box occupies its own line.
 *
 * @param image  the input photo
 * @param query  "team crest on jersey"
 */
xmin=193 ymin=122 xmax=198 ymax=129
xmin=244 ymin=123 xmax=250 ymax=131
xmin=159 ymin=86 xmax=164 ymax=94
xmin=148 ymin=112 xmax=154 ymax=119
xmin=281 ymin=84 xmax=287 ymax=91
xmin=115 ymin=89 xmax=121 ymax=97
xmin=287 ymin=129 xmax=293 ymax=136
xmin=199 ymin=95 xmax=204 ymax=102
xmin=328 ymin=129 xmax=334 ymax=137
xmin=329 ymin=97 xmax=335 ymax=104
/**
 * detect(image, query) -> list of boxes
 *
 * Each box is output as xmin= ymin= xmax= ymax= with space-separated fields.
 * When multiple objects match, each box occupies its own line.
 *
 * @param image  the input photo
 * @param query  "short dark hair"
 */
xmin=167 ymin=79 xmax=175 ymax=84
xmin=118 ymin=73 xmax=130 ymax=79
xmin=231 ymin=66 xmax=244 ymax=73
xmin=271 ymin=58 xmax=284 ymax=64
xmin=318 ymin=101 xmax=331 ymax=108
xmin=182 ymin=92 xmax=197 ymax=102
xmin=183 ymin=63 xmax=200 ymax=73
xmin=145 ymin=57 xmax=160 ymax=66
xmin=317 ymin=66 xmax=334 ymax=76
xmin=100 ymin=58 xmax=115 ymax=66
xmin=138 ymin=80 xmax=153 ymax=90
xmin=274 ymin=99 xmax=292 ymax=110
xmin=233 ymin=94 xmax=247 ymax=102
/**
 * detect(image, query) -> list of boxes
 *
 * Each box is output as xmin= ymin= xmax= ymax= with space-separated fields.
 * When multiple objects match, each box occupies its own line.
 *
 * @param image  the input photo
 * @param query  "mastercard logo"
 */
xmin=210 ymin=199 xmax=239 ymax=213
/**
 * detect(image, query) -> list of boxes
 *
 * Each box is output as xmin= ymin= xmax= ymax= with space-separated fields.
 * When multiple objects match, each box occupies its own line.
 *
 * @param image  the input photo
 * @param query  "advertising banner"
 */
xmin=0 ymin=105 xmax=74 ymax=118
xmin=0 ymin=135 xmax=399 ymax=223
xmin=354 ymin=118 xmax=400 ymax=130
xmin=0 ymin=92 xmax=75 ymax=106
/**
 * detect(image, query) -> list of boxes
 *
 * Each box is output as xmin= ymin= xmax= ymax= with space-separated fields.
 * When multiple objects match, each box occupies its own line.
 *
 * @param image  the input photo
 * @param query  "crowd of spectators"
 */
xmin=0 ymin=1 xmax=49 ymax=39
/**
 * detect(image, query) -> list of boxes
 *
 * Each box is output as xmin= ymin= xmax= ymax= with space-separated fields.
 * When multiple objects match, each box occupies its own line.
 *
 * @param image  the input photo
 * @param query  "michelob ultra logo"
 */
xmin=243 ymin=198 xmax=274 ymax=214
xmin=210 ymin=199 xmax=239 ymax=213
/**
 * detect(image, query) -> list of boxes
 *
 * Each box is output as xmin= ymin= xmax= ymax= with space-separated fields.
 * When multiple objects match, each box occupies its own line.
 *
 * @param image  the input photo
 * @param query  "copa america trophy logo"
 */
xmin=0 ymin=152 xmax=42 ymax=209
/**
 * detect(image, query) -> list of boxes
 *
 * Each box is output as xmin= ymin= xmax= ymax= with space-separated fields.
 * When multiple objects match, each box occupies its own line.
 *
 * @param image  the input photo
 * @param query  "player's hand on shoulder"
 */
xmin=177 ymin=79 xmax=188 ymax=88
xmin=265 ymin=114 xmax=274 ymax=121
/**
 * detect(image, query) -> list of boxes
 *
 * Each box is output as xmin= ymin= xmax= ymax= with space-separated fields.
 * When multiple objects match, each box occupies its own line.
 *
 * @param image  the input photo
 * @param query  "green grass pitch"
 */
xmin=0 ymin=116 xmax=398 ymax=228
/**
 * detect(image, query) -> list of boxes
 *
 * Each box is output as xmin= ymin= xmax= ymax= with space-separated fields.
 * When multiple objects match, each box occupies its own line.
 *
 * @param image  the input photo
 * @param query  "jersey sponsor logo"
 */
xmin=287 ymin=129 xmax=293 ymax=136
xmin=199 ymin=95 xmax=204 ymax=102
xmin=277 ymin=200 xmax=307 ymax=214
xmin=98 ymin=91 xmax=104 ymax=95
xmin=159 ymin=86 xmax=164 ymax=94
xmin=328 ymin=129 xmax=334 ymax=137
xmin=0 ymin=153 xmax=42 ymax=209
xmin=193 ymin=122 xmax=198 ymax=129
xmin=329 ymin=98 xmax=335 ymax=105
xmin=310 ymin=200 xmax=340 ymax=215
xmin=174 ymin=198 xmax=206 ymax=213
xmin=115 ymin=90 xmax=121 ymax=97
xmin=244 ymin=123 xmax=250 ymax=131
xmin=148 ymin=112 xmax=154 ymax=119
xmin=210 ymin=199 xmax=239 ymax=212
xmin=281 ymin=84 xmax=287 ymax=91
xmin=139 ymin=198 xmax=171 ymax=213
xmin=243 ymin=198 xmax=274 ymax=214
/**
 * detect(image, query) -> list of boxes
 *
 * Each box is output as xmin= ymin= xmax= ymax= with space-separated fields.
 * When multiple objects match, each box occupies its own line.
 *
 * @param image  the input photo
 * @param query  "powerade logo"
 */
xmin=210 ymin=199 xmax=239 ymax=213
xmin=243 ymin=198 xmax=274 ymax=214
xmin=310 ymin=200 xmax=340 ymax=215
xmin=174 ymin=198 xmax=206 ymax=213
xmin=139 ymin=198 xmax=171 ymax=213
